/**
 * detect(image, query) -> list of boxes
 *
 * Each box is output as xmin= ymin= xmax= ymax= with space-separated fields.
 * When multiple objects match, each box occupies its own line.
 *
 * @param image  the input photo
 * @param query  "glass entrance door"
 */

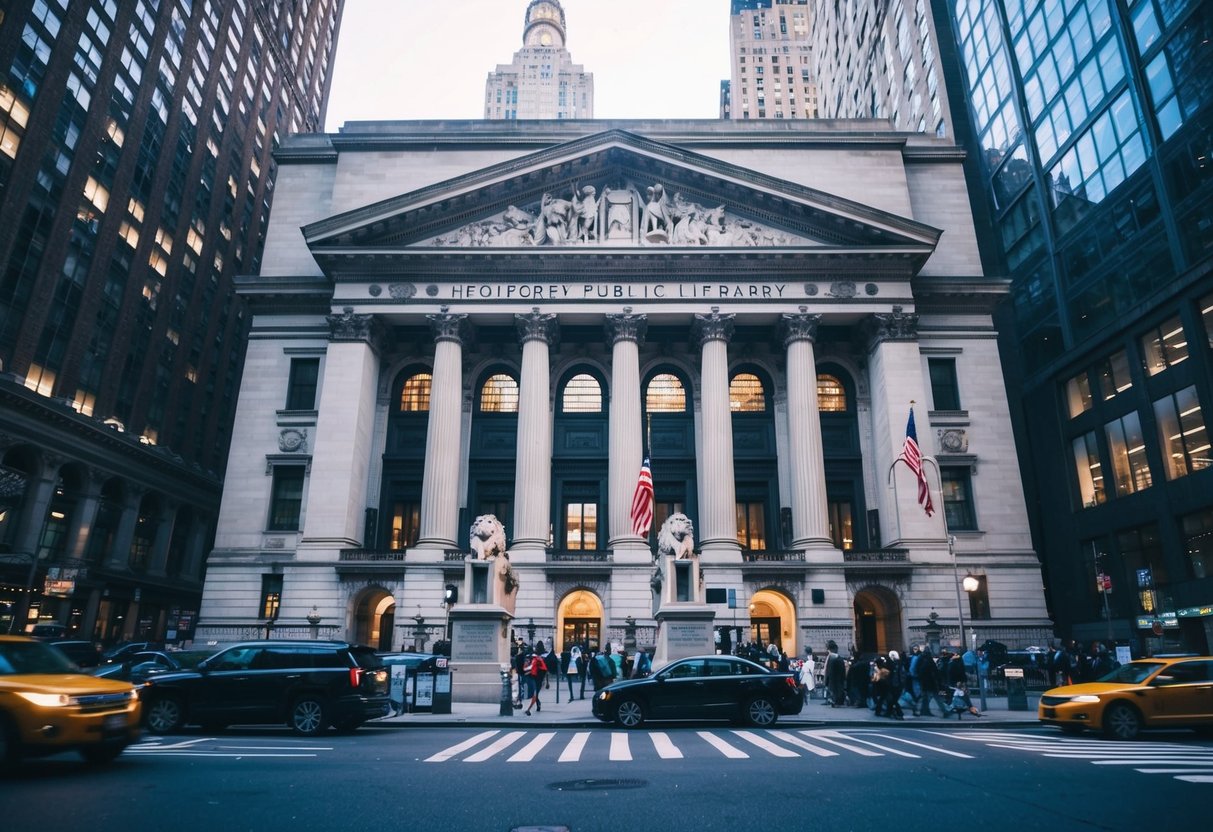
xmin=562 ymin=618 xmax=600 ymax=651
xmin=750 ymin=617 xmax=781 ymax=651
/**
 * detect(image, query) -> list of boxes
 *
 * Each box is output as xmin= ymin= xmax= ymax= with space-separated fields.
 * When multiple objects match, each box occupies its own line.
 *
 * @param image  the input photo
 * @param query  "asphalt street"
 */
xmin=1 ymin=725 xmax=1208 ymax=832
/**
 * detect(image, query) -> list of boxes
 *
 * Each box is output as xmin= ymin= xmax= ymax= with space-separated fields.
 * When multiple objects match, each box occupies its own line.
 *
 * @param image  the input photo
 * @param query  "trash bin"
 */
xmin=1004 ymin=666 xmax=1028 ymax=711
xmin=431 ymin=656 xmax=452 ymax=715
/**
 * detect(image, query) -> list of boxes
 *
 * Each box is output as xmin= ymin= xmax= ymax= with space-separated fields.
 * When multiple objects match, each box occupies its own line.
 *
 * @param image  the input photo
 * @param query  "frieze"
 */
xmin=425 ymin=182 xmax=804 ymax=249
xmin=389 ymin=283 xmax=417 ymax=300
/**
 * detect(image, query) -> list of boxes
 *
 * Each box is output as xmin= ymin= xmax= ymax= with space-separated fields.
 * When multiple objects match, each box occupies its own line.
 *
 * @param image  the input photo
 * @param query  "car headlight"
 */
xmin=598 ymin=691 xmax=611 ymax=702
xmin=16 ymin=692 xmax=75 ymax=707
xmin=1070 ymin=694 xmax=1100 ymax=704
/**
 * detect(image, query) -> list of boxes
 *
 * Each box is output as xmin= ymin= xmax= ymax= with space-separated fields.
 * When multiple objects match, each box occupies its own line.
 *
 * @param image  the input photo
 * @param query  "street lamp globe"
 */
xmin=962 ymin=575 xmax=981 ymax=594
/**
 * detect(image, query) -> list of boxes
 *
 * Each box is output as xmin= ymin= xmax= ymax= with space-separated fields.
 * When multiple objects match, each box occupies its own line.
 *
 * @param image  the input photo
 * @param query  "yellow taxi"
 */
xmin=1038 ymin=655 xmax=1213 ymax=740
xmin=0 ymin=635 xmax=141 ymax=770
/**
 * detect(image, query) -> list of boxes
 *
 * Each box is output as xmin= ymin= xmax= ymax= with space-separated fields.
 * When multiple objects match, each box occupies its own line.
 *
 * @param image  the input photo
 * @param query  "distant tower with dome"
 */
xmin=485 ymin=0 xmax=594 ymax=119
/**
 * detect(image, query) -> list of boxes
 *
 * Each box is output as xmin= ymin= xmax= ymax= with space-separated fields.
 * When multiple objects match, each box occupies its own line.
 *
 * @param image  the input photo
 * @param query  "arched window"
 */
xmin=646 ymin=373 xmax=686 ymax=412
xmin=479 ymin=373 xmax=519 ymax=413
xmin=399 ymin=372 xmax=432 ymax=412
xmin=561 ymin=373 xmax=602 ymax=413
xmin=730 ymin=372 xmax=766 ymax=412
xmin=817 ymin=374 xmax=847 ymax=412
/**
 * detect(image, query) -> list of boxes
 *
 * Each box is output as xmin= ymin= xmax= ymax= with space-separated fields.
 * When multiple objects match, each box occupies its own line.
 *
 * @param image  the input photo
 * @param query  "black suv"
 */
xmin=139 ymin=640 xmax=390 ymax=736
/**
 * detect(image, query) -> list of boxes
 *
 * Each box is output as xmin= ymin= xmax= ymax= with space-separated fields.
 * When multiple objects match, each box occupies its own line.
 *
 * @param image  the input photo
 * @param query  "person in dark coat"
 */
xmin=825 ymin=640 xmax=846 ymax=707
xmin=915 ymin=648 xmax=939 ymax=716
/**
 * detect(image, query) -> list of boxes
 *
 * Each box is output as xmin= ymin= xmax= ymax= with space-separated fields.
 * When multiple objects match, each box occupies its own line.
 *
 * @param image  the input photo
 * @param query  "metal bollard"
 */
xmin=499 ymin=668 xmax=513 ymax=716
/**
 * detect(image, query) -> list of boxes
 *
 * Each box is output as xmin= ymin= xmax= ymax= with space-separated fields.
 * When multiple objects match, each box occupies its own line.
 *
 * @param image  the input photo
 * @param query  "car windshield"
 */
xmin=1098 ymin=661 xmax=1163 ymax=684
xmin=0 ymin=640 xmax=78 ymax=675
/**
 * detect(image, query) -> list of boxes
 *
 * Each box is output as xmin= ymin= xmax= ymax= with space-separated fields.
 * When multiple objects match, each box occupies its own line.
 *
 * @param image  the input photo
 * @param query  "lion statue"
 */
xmin=469 ymin=514 xmax=507 ymax=560
xmin=656 ymin=512 xmax=695 ymax=560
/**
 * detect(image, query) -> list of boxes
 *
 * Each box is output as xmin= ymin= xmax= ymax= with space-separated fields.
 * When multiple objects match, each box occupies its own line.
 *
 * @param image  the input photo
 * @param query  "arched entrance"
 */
xmin=352 ymin=587 xmax=396 ymax=651
xmin=556 ymin=589 xmax=603 ymax=652
xmin=852 ymin=585 xmax=903 ymax=655
xmin=748 ymin=588 xmax=797 ymax=654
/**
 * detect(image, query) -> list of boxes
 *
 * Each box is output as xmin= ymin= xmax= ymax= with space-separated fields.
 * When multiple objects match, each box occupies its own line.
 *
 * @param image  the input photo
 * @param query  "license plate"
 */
xmin=103 ymin=714 xmax=127 ymax=732
xmin=1041 ymin=707 xmax=1056 ymax=718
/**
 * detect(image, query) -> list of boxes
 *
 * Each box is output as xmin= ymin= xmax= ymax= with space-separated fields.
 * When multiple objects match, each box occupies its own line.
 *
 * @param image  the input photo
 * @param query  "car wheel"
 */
xmin=144 ymin=697 xmax=185 ymax=734
xmin=290 ymin=697 xmax=327 ymax=736
xmin=614 ymin=699 xmax=646 ymax=729
xmin=80 ymin=742 xmax=126 ymax=765
xmin=744 ymin=696 xmax=778 ymax=727
xmin=1103 ymin=702 xmax=1142 ymax=740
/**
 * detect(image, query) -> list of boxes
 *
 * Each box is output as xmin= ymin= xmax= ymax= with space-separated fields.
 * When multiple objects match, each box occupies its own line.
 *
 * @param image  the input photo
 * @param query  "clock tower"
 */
xmin=522 ymin=0 xmax=566 ymax=49
xmin=485 ymin=0 xmax=594 ymax=119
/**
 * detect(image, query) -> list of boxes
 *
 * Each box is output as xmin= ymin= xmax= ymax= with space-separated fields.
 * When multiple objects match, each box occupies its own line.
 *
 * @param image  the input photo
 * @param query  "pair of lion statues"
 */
xmin=468 ymin=512 xmax=695 ymax=560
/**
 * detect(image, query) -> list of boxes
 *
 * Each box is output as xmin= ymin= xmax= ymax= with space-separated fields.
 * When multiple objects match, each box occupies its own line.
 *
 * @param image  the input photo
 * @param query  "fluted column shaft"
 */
xmin=694 ymin=310 xmax=740 ymax=559
xmin=606 ymin=311 xmax=646 ymax=547
xmin=418 ymin=312 xmax=467 ymax=549
xmin=783 ymin=313 xmax=833 ymax=550
xmin=512 ymin=311 xmax=558 ymax=553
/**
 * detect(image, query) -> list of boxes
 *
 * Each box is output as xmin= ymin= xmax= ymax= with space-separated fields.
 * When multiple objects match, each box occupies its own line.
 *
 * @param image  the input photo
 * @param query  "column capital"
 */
xmin=426 ymin=307 xmax=469 ymax=345
xmin=515 ymin=308 xmax=560 ymax=347
xmin=692 ymin=307 xmax=735 ymax=347
xmin=864 ymin=305 xmax=919 ymax=349
xmin=327 ymin=307 xmax=386 ymax=351
xmin=780 ymin=309 xmax=822 ymax=347
xmin=604 ymin=308 xmax=647 ymax=346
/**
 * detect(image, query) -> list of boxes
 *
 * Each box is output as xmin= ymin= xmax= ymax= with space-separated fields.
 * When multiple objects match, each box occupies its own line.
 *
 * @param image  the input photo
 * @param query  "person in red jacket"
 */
xmin=524 ymin=641 xmax=548 ymax=715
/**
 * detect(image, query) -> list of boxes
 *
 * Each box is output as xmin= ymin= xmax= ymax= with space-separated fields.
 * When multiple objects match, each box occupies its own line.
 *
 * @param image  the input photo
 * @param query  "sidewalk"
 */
xmin=372 ymin=687 xmax=1042 ymax=729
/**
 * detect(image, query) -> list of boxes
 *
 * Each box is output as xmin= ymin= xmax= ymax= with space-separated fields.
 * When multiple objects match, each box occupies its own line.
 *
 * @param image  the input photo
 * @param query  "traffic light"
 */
xmin=444 ymin=584 xmax=458 ymax=605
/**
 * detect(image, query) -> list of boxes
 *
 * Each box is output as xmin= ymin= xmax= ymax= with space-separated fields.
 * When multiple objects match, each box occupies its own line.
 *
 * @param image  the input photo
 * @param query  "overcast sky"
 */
xmin=324 ymin=0 xmax=732 ymax=130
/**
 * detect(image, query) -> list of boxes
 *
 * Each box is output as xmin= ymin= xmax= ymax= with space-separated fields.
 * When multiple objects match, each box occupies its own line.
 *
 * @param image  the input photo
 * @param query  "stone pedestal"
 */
xmin=651 ymin=555 xmax=716 ymax=668
xmin=449 ymin=555 xmax=518 ymax=703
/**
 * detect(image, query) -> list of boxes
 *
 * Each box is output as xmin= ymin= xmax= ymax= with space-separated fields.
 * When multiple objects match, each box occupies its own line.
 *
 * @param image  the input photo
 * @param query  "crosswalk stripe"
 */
xmin=610 ymin=733 xmax=632 ymax=761
xmin=822 ymin=734 xmax=919 ymax=758
xmin=649 ymin=732 xmax=683 ymax=759
xmin=803 ymin=731 xmax=883 ymax=757
xmin=1175 ymin=775 xmax=1213 ymax=783
xmin=731 ymin=731 xmax=799 ymax=758
xmin=1134 ymin=768 xmax=1213 ymax=774
xmin=508 ymin=732 xmax=556 ymax=762
xmin=767 ymin=730 xmax=838 ymax=757
xmin=465 ymin=731 xmax=526 ymax=762
xmin=558 ymin=731 xmax=591 ymax=763
xmin=860 ymin=733 xmax=974 ymax=759
xmin=698 ymin=731 xmax=749 ymax=759
xmin=425 ymin=730 xmax=499 ymax=762
xmin=1090 ymin=757 xmax=1213 ymax=765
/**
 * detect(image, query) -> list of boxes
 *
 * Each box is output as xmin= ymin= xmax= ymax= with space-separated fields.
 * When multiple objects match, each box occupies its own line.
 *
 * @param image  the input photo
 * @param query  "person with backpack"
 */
xmin=524 ymin=643 xmax=548 ymax=715
xmin=594 ymin=643 xmax=617 ymax=689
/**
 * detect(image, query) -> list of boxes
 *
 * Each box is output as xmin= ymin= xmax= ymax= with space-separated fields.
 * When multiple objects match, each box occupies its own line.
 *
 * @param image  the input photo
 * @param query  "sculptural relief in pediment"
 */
xmin=422 ymin=182 xmax=810 ymax=248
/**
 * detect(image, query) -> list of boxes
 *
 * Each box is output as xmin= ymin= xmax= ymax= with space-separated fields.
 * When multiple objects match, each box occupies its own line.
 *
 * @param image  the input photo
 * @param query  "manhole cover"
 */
xmin=548 ymin=778 xmax=648 ymax=792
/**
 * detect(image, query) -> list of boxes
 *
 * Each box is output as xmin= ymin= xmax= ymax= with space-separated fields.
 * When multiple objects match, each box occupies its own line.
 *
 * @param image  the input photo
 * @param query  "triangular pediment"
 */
xmin=303 ymin=129 xmax=940 ymax=265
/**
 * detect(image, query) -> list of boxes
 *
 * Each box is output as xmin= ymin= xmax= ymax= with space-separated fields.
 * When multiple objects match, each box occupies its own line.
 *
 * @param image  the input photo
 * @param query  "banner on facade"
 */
xmin=43 ymin=567 xmax=78 ymax=598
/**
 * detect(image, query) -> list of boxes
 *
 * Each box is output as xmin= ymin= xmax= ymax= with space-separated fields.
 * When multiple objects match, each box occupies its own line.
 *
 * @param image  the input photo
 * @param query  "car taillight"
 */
xmin=349 ymin=667 xmax=364 ymax=688
xmin=785 ymin=677 xmax=799 ymax=689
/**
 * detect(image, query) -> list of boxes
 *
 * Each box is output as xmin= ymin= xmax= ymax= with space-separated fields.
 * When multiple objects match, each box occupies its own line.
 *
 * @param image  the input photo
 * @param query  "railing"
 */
xmin=741 ymin=550 xmax=806 ymax=562
xmin=842 ymin=549 xmax=909 ymax=563
xmin=338 ymin=549 xmax=406 ymax=562
xmin=546 ymin=550 xmax=613 ymax=562
xmin=444 ymin=550 xmax=472 ymax=561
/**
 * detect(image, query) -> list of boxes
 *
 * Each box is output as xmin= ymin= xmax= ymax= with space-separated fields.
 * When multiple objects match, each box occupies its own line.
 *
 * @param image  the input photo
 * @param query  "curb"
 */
xmin=364 ymin=717 xmax=1042 ymax=731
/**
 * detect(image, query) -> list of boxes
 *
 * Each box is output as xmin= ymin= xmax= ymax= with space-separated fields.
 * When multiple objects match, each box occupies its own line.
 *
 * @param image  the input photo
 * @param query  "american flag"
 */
xmin=900 ymin=408 xmax=934 ymax=517
xmin=630 ymin=457 xmax=654 ymax=537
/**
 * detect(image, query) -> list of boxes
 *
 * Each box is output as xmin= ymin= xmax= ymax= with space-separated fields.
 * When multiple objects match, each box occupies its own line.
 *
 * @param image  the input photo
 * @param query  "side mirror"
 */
xmin=196 ymin=659 xmax=210 ymax=672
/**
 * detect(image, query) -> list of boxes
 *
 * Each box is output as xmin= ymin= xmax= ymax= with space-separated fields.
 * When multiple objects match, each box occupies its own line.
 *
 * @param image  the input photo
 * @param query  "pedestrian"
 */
xmin=915 ymin=647 xmax=939 ymax=716
xmin=524 ymin=643 xmax=547 ymax=715
xmin=631 ymin=648 xmax=651 ymax=678
xmin=511 ymin=643 xmax=528 ymax=708
xmin=825 ymin=640 xmax=846 ymax=707
xmin=871 ymin=654 xmax=891 ymax=716
xmin=575 ymin=645 xmax=588 ymax=698
xmin=562 ymin=646 xmax=576 ymax=700
xmin=846 ymin=648 xmax=869 ymax=708
xmin=886 ymin=650 xmax=905 ymax=719
xmin=544 ymin=642 xmax=558 ymax=692
xmin=610 ymin=643 xmax=624 ymax=682
xmin=799 ymin=647 xmax=815 ymax=703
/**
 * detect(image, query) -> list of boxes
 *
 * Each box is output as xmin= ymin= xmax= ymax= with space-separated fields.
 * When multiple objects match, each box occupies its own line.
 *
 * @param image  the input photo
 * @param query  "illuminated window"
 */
xmin=1153 ymin=386 xmax=1211 ymax=480
xmin=1065 ymin=371 xmax=1093 ymax=417
xmin=1141 ymin=316 xmax=1189 ymax=376
xmin=83 ymin=176 xmax=109 ymax=212
xmin=646 ymin=373 xmax=686 ymax=412
xmin=1072 ymin=431 xmax=1106 ymax=508
xmin=1202 ymin=294 xmax=1213 ymax=349
xmin=817 ymin=374 xmax=847 ymax=412
xmin=735 ymin=502 xmax=766 ymax=549
xmin=259 ymin=574 xmax=282 ymax=619
xmin=390 ymin=501 xmax=420 ymax=550
xmin=729 ymin=373 xmax=766 ymax=412
xmin=72 ymin=389 xmax=95 ymax=417
xmin=399 ymin=373 xmax=431 ymax=412
xmin=1097 ymin=350 xmax=1133 ymax=401
xmin=561 ymin=374 xmax=601 ymax=412
xmin=1105 ymin=412 xmax=1152 ymax=496
xmin=565 ymin=502 xmax=598 ymax=550
xmin=480 ymin=374 xmax=519 ymax=413
xmin=23 ymin=363 xmax=55 ymax=397
xmin=828 ymin=500 xmax=853 ymax=550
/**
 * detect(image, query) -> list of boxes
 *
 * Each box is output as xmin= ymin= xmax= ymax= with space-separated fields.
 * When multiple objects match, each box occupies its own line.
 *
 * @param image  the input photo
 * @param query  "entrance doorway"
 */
xmin=556 ymin=589 xmax=603 ymax=651
xmin=748 ymin=588 xmax=797 ymax=654
xmin=352 ymin=587 xmax=396 ymax=651
xmin=852 ymin=585 xmax=903 ymax=655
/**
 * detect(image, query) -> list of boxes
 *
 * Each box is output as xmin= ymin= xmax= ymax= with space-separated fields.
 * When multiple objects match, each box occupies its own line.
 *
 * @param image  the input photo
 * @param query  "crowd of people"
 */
xmin=508 ymin=639 xmax=654 ymax=712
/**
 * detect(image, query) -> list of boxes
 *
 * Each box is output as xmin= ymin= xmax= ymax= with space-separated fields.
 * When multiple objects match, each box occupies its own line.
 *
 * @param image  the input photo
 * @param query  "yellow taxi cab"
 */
xmin=0 ymin=634 xmax=141 ymax=770
xmin=1038 ymin=655 xmax=1213 ymax=740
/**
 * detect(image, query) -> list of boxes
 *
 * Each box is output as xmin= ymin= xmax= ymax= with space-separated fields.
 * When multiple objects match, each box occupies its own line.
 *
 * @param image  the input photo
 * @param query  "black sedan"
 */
xmin=591 ymin=655 xmax=804 ymax=728
xmin=92 ymin=649 xmax=214 ymax=684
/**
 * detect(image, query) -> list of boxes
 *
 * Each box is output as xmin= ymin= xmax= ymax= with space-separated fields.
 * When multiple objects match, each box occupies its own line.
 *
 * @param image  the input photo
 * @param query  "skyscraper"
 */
xmin=725 ymin=0 xmax=817 ymax=120
xmin=484 ymin=0 xmax=593 ymax=120
xmin=812 ymin=0 xmax=1213 ymax=654
xmin=0 ymin=0 xmax=345 ymax=642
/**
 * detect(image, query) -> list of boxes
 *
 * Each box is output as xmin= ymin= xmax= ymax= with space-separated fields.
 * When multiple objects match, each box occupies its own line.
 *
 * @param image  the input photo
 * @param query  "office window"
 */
xmin=479 ymin=373 xmax=519 ymax=413
xmin=399 ymin=372 xmax=431 ymax=412
xmin=390 ymin=501 xmax=420 ymax=550
xmin=259 ymin=574 xmax=282 ymax=619
xmin=966 ymin=575 xmax=991 ymax=620
xmin=284 ymin=358 xmax=319 ymax=410
xmin=561 ymin=374 xmax=601 ymax=413
xmin=729 ymin=373 xmax=766 ymax=412
xmin=646 ymin=373 xmax=686 ymax=412
xmin=828 ymin=500 xmax=854 ymax=550
xmin=817 ymin=374 xmax=847 ymax=412
xmin=735 ymin=502 xmax=766 ymax=550
xmin=268 ymin=466 xmax=305 ymax=531
xmin=1105 ymin=411 xmax=1153 ymax=496
xmin=1097 ymin=350 xmax=1132 ymax=401
xmin=1153 ymin=386 xmax=1211 ymax=479
xmin=941 ymin=467 xmax=977 ymax=530
xmin=564 ymin=502 xmax=597 ymax=550
xmin=1072 ymin=431 xmax=1106 ymax=507
xmin=1065 ymin=370 xmax=1093 ymax=417
xmin=1118 ymin=523 xmax=1168 ymax=613
xmin=929 ymin=358 xmax=961 ymax=411
xmin=1141 ymin=315 xmax=1190 ymax=375
xmin=1202 ymin=293 xmax=1213 ymax=348
xmin=1181 ymin=506 xmax=1213 ymax=580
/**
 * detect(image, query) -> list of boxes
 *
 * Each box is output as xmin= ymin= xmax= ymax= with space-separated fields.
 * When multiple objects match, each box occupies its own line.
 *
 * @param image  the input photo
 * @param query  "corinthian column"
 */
xmin=781 ymin=311 xmax=835 ymax=557
xmin=512 ymin=309 xmax=558 ymax=559
xmin=416 ymin=310 xmax=467 ymax=551
xmin=693 ymin=309 xmax=741 ymax=562
xmin=605 ymin=310 xmax=646 ymax=552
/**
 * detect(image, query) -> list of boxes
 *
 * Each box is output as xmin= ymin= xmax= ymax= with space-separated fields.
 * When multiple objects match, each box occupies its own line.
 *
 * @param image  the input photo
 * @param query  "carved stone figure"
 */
xmin=533 ymin=193 xmax=575 ymax=245
xmin=571 ymin=185 xmax=598 ymax=242
xmin=656 ymin=512 xmax=695 ymax=560
xmin=641 ymin=184 xmax=670 ymax=242
xmin=469 ymin=514 xmax=508 ymax=560
xmin=602 ymin=187 xmax=635 ymax=240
